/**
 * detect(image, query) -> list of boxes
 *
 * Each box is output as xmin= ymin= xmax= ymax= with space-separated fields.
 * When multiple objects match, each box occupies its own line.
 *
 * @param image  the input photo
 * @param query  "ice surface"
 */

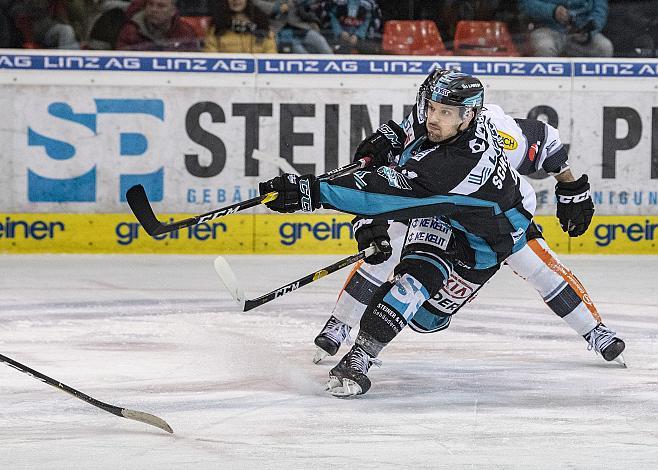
xmin=1 ymin=254 xmax=657 ymax=469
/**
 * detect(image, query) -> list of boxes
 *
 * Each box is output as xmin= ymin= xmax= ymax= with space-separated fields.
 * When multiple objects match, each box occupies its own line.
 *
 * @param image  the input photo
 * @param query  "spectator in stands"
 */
xmin=204 ymin=0 xmax=277 ymax=53
xmin=8 ymin=0 xmax=82 ymax=49
xmin=520 ymin=0 xmax=613 ymax=57
xmin=323 ymin=0 xmax=382 ymax=54
xmin=115 ymin=0 xmax=200 ymax=50
xmin=1 ymin=0 xmax=21 ymax=48
xmin=255 ymin=0 xmax=333 ymax=53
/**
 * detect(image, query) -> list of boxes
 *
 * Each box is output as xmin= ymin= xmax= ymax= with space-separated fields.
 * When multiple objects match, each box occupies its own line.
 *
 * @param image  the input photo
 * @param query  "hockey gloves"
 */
xmin=259 ymin=173 xmax=320 ymax=213
xmin=555 ymin=174 xmax=595 ymax=237
xmin=354 ymin=120 xmax=406 ymax=167
xmin=353 ymin=218 xmax=392 ymax=265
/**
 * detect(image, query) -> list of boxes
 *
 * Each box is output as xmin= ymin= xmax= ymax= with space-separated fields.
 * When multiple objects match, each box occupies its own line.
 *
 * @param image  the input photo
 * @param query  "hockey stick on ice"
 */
xmin=126 ymin=156 xmax=371 ymax=237
xmin=0 ymin=353 xmax=173 ymax=434
xmin=214 ymin=245 xmax=377 ymax=312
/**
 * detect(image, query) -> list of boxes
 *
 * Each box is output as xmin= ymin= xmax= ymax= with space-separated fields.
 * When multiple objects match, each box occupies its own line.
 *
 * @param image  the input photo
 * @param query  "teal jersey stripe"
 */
xmin=319 ymin=182 xmax=504 ymax=217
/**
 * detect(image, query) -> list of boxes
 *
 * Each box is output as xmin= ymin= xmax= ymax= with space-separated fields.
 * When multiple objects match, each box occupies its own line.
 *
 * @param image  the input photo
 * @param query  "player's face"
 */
xmin=425 ymin=100 xmax=471 ymax=143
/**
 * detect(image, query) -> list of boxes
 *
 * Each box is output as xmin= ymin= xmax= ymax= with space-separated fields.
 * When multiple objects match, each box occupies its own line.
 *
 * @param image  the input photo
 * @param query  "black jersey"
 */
xmin=318 ymin=112 xmax=537 ymax=269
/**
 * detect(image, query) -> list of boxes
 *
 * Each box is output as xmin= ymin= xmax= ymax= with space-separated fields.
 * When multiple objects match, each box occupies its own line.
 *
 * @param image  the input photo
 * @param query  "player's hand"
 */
xmin=354 ymin=120 xmax=406 ymax=167
xmin=555 ymin=174 xmax=594 ymax=237
xmin=353 ymin=218 xmax=392 ymax=264
xmin=259 ymin=174 xmax=320 ymax=213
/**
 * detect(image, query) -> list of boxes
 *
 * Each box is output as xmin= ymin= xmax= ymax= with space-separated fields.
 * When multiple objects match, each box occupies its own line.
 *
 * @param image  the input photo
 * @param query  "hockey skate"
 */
xmin=325 ymin=344 xmax=381 ymax=397
xmin=313 ymin=315 xmax=352 ymax=364
xmin=584 ymin=323 xmax=627 ymax=367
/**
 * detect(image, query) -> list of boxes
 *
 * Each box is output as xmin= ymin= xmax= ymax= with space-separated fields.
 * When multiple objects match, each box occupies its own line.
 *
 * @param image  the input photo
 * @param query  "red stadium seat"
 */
xmin=453 ymin=21 xmax=519 ymax=57
xmin=382 ymin=20 xmax=451 ymax=56
xmin=180 ymin=16 xmax=213 ymax=39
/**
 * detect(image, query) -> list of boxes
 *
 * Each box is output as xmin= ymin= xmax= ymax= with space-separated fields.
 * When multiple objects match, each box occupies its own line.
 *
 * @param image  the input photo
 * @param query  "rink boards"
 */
xmin=1 ymin=51 xmax=657 ymax=254
xmin=2 ymin=213 xmax=656 ymax=255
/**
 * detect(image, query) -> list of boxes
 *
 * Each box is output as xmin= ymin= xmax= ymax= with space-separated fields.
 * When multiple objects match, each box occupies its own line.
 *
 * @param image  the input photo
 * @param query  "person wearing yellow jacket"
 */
xmin=204 ymin=0 xmax=277 ymax=53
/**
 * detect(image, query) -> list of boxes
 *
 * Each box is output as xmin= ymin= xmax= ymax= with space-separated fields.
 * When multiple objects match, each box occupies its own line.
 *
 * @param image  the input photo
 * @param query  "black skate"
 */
xmin=313 ymin=315 xmax=352 ymax=364
xmin=584 ymin=323 xmax=626 ymax=367
xmin=325 ymin=344 xmax=381 ymax=397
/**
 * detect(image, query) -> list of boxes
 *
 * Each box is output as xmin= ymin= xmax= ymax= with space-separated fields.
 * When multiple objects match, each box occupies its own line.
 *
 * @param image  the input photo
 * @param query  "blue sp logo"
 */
xmin=27 ymin=99 xmax=164 ymax=202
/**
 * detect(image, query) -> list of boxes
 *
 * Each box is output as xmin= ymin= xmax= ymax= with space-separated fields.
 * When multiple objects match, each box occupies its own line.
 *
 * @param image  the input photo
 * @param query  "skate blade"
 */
xmin=313 ymin=348 xmax=329 ymax=364
xmin=325 ymin=377 xmax=362 ymax=398
xmin=614 ymin=353 xmax=627 ymax=368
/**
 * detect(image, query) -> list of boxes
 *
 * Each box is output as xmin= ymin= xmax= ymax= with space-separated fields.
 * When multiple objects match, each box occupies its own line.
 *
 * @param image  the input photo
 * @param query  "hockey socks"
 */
xmin=361 ymin=273 xmax=431 ymax=347
xmin=326 ymin=274 xmax=430 ymax=397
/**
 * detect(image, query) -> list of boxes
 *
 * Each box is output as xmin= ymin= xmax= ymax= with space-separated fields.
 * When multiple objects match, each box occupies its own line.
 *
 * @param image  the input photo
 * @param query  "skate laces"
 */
xmin=348 ymin=345 xmax=382 ymax=374
xmin=321 ymin=316 xmax=353 ymax=346
xmin=586 ymin=324 xmax=618 ymax=354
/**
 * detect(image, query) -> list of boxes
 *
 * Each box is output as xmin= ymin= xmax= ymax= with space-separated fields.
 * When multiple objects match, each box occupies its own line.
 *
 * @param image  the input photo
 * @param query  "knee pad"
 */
xmin=394 ymin=253 xmax=451 ymax=298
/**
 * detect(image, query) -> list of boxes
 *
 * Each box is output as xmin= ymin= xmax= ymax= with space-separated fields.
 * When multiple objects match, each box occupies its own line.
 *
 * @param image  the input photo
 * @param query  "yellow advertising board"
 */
xmin=0 ymin=213 xmax=253 ymax=254
xmin=1 ymin=213 xmax=657 ymax=255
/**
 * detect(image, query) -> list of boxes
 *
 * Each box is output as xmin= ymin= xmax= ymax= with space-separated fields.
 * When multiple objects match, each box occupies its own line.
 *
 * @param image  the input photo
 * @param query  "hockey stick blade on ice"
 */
xmin=214 ymin=245 xmax=377 ymax=312
xmin=0 ymin=353 xmax=173 ymax=434
xmin=126 ymin=156 xmax=371 ymax=237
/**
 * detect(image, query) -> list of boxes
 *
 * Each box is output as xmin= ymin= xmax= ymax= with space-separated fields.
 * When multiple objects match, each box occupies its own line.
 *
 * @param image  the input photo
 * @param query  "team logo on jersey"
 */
xmin=377 ymin=166 xmax=412 ymax=190
xmin=497 ymin=131 xmax=518 ymax=151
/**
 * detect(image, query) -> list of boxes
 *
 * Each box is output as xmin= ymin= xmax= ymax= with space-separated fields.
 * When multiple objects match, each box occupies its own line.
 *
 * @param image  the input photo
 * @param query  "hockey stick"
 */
xmin=0 ymin=353 xmax=173 ymax=434
xmin=251 ymin=149 xmax=300 ymax=175
xmin=126 ymin=156 xmax=371 ymax=237
xmin=214 ymin=245 xmax=377 ymax=312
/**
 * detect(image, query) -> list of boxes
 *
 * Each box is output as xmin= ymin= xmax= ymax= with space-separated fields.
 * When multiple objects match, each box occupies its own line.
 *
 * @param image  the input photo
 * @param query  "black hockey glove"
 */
xmin=353 ymin=218 xmax=392 ymax=265
xmin=555 ymin=174 xmax=595 ymax=237
xmin=354 ymin=120 xmax=406 ymax=167
xmin=259 ymin=174 xmax=320 ymax=213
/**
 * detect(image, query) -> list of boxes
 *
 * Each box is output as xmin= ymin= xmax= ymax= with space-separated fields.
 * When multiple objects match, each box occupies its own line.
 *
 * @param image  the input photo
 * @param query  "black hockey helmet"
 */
xmin=416 ymin=68 xmax=484 ymax=122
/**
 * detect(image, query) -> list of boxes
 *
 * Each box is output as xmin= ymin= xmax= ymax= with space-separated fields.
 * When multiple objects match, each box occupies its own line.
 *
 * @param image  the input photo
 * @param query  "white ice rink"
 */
xmin=1 ymin=254 xmax=657 ymax=469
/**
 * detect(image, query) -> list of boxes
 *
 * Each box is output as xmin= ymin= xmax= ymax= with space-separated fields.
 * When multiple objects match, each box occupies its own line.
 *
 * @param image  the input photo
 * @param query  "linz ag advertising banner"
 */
xmin=0 ymin=53 xmax=657 ymax=254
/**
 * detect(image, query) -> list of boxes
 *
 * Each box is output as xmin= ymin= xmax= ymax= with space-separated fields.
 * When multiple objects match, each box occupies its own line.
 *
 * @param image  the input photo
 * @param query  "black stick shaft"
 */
xmin=0 ymin=353 xmax=173 ymax=433
xmin=243 ymin=245 xmax=376 ymax=311
xmin=127 ymin=157 xmax=370 ymax=237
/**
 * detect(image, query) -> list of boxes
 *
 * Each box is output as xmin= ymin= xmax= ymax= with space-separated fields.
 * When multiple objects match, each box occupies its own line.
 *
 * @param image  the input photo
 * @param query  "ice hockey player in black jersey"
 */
xmin=310 ymin=100 xmax=624 ymax=371
xmin=259 ymin=69 xmax=625 ymax=397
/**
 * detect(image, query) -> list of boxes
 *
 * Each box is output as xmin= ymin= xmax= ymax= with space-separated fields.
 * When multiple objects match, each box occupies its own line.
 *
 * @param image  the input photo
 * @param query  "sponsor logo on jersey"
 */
xmin=497 ymin=131 xmax=518 ymax=150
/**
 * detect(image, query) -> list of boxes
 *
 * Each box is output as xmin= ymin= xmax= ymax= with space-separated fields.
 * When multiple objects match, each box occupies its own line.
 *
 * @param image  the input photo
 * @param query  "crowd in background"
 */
xmin=0 ymin=0 xmax=656 ymax=58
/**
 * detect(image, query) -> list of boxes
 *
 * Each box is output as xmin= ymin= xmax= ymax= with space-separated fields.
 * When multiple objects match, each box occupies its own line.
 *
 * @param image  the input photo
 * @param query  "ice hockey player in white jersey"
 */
xmin=310 ymin=73 xmax=625 ymax=376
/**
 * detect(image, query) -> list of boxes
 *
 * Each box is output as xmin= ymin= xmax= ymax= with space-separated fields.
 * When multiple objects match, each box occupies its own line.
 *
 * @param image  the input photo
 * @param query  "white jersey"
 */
xmin=482 ymin=104 xmax=568 ymax=176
